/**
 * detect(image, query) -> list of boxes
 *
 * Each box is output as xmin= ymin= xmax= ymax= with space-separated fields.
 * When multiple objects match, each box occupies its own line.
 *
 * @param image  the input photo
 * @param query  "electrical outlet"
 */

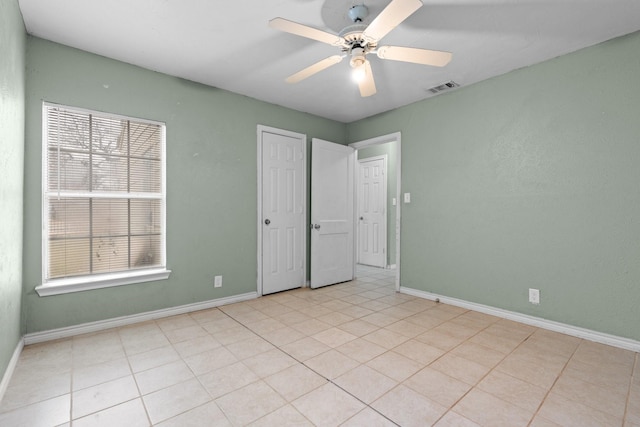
xmin=529 ymin=288 xmax=540 ymax=304
xmin=404 ymin=193 xmax=411 ymax=203
xmin=214 ymin=275 xmax=223 ymax=288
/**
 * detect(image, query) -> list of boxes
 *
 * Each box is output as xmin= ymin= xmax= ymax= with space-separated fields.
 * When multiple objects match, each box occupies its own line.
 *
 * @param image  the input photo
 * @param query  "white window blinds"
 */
xmin=44 ymin=104 xmax=166 ymax=282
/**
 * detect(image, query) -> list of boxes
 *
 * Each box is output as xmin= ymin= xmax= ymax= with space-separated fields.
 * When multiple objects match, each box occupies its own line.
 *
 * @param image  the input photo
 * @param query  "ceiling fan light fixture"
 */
xmin=349 ymin=47 xmax=366 ymax=68
xmin=348 ymin=4 xmax=369 ymax=23
xmin=352 ymin=63 xmax=366 ymax=83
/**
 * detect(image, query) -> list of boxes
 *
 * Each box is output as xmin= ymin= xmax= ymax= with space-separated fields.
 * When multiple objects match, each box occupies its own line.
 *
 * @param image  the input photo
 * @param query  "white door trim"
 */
xmin=357 ymin=154 xmax=388 ymax=268
xmin=257 ymin=125 xmax=307 ymax=296
xmin=350 ymin=132 xmax=401 ymax=292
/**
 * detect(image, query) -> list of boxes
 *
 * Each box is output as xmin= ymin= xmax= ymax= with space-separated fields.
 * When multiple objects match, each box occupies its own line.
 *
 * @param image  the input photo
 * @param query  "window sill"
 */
xmin=35 ymin=268 xmax=172 ymax=296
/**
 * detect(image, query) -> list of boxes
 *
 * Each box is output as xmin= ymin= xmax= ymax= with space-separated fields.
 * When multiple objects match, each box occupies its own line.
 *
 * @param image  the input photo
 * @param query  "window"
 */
xmin=37 ymin=103 xmax=170 ymax=296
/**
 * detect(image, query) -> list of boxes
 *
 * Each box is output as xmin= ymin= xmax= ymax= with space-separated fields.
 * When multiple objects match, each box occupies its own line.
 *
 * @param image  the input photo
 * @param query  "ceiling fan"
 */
xmin=268 ymin=0 xmax=452 ymax=97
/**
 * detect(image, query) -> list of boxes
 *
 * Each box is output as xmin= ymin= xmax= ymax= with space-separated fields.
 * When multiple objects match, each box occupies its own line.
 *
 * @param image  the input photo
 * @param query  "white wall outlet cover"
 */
xmin=529 ymin=288 xmax=540 ymax=304
xmin=404 ymin=193 xmax=411 ymax=203
xmin=392 ymin=198 xmax=396 ymax=206
xmin=214 ymin=275 xmax=223 ymax=287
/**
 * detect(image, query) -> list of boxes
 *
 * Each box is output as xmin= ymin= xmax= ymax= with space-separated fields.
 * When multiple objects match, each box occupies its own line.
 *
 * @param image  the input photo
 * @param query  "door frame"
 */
xmin=350 ymin=132 xmax=401 ymax=292
xmin=356 ymin=154 xmax=388 ymax=268
xmin=256 ymin=125 xmax=307 ymax=296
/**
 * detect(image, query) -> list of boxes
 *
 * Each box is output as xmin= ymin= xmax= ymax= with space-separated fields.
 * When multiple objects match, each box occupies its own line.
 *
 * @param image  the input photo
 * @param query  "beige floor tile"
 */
xmin=215 ymin=380 xmax=286 ymax=425
xmin=551 ymin=370 xmax=628 ymax=418
xmin=155 ymin=401 xmax=231 ymax=427
xmin=127 ymin=345 xmax=181 ymax=373
xmin=280 ymin=336 xmax=331 ymax=361
xmin=363 ymin=328 xmax=409 ymax=349
xmin=72 ymin=375 xmax=139 ymax=419
xmin=259 ymin=326 xmax=306 ymax=347
xmin=172 ymin=334 xmax=221 ymax=358
xmin=358 ymin=299 xmax=392 ymax=312
xmin=0 ymin=394 xmax=70 ymax=427
xmin=119 ymin=329 xmax=171 ymax=357
xmin=299 ymin=305 xmax=334 ymax=318
xmin=156 ymin=314 xmax=198 ymax=332
xmin=519 ymin=329 xmax=581 ymax=358
xmin=336 ymin=319 xmax=379 ymax=336
xmin=264 ymin=364 xmax=327 ymax=401
xmin=431 ymin=322 xmax=479 ymax=341
xmin=403 ymin=366 xmax=471 ymax=408
xmin=564 ymin=357 xmax=633 ymax=391
xmin=430 ymin=353 xmax=491 ymax=386
xmin=573 ymin=340 xmax=636 ymax=370
xmin=0 ymin=368 xmax=70 ymax=412
xmin=335 ymin=337 xmax=388 ymax=363
xmin=72 ymin=398 xmax=149 ymax=427
xmin=162 ymin=324 xmax=208 ymax=344
xmin=209 ymin=325 xmax=258 ymax=345
xmin=367 ymin=351 xmax=423 ymax=382
xmin=527 ymin=415 xmax=564 ymax=427
xmin=189 ymin=307 xmax=229 ymax=324
xmin=73 ymin=332 xmax=128 ymax=367
xmin=341 ymin=408 xmax=397 ymax=426
xmin=495 ymin=350 xmax=565 ymax=390
xmin=143 ymin=378 xmax=211 ymax=424
xmin=230 ymin=309 xmax=270 ymax=324
xmin=360 ymin=312 xmax=400 ymax=328
xmin=272 ymin=310 xmax=312 ymax=325
xmin=449 ymin=341 xmax=505 ymax=369
xmin=242 ymin=348 xmax=298 ymax=378
xmin=304 ymin=349 xmax=360 ymax=380
xmin=199 ymin=317 xmax=241 ymax=334
xmin=292 ymin=383 xmax=365 ymax=427
xmin=312 ymin=327 xmax=358 ymax=348
xmin=14 ymin=340 xmax=72 ymax=373
xmin=184 ymin=346 xmax=238 ymax=376
xmin=249 ymin=404 xmax=313 ymax=426
xmin=73 ymin=357 xmax=131 ymax=391
xmin=245 ymin=318 xmax=288 ymax=335
xmin=316 ymin=311 xmax=355 ymax=326
xmin=335 ymin=365 xmax=397 ymax=404
xmin=405 ymin=312 xmax=446 ymax=330
xmin=434 ymin=411 xmax=481 ymax=427
xmin=453 ymin=388 xmax=533 ymax=427
xmin=393 ymin=339 xmax=444 ymax=365
xmin=225 ymin=336 xmax=276 ymax=360
xmin=477 ymin=370 xmax=547 ymax=413
xmin=468 ymin=330 xmax=524 ymax=354
xmin=338 ymin=305 xmax=376 ymax=319
xmin=627 ymin=382 xmax=640 ymax=425
xmin=538 ymin=390 xmax=623 ymax=427
xmin=415 ymin=329 xmax=467 ymax=351
xmin=384 ymin=319 xmax=429 ymax=338
xmin=198 ymin=361 xmax=260 ymax=399
xmin=134 ymin=359 xmax=194 ymax=395
xmin=372 ymin=384 xmax=447 ymax=427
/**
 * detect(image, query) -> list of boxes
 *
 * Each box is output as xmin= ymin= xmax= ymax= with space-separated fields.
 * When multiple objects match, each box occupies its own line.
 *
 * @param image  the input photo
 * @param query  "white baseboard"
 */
xmin=24 ymin=292 xmax=258 ymax=345
xmin=0 ymin=338 xmax=24 ymax=403
xmin=400 ymin=286 xmax=640 ymax=353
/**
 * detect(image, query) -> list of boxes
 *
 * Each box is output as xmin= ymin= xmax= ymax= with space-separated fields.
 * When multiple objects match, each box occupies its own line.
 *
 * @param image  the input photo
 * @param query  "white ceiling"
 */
xmin=18 ymin=0 xmax=640 ymax=123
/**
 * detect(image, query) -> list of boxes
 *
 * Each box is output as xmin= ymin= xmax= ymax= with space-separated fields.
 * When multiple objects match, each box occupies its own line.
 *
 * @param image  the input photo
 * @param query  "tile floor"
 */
xmin=1 ymin=265 xmax=639 ymax=426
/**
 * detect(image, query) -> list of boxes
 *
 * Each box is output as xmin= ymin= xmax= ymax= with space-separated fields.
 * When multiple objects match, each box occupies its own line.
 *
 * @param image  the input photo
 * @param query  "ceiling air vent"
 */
xmin=428 ymin=80 xmax=460 ymax=94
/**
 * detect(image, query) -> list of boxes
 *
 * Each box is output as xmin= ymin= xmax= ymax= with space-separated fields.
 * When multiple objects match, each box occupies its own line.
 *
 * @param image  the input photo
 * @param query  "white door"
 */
xmin=357 ymin=156 xmax=387 ymax=268
xmin=310 ymin=138 xmax=355 ymax=289
xmin=259 ymin=127 xmax=305 ymax=295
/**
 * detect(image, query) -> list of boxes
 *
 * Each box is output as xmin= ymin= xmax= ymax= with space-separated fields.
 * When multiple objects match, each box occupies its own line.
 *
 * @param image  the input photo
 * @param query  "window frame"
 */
xmin=36 ymin=102 xmax=170 ymax=297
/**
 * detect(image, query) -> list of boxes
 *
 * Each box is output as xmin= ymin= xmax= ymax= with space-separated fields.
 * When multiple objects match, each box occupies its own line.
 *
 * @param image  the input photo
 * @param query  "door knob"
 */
xmin=264 ymin=219 xmax=270 ymax=225
xmin=360 ymin=217 xmax=364 ymax=220
xmin=314 ymin=224 xmax=321 ymax=230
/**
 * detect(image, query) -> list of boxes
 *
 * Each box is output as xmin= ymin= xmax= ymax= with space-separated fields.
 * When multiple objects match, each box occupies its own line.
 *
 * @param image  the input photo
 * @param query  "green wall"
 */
xmin=23 ymin=37 xmax=346 ymax=333
xmin=357 ymin=142 xmax=397 ymax=266
xmin=348 ymin=31 xmax=640 ymax=341
xmin=0 ymin=0 xmax=26 ymax=380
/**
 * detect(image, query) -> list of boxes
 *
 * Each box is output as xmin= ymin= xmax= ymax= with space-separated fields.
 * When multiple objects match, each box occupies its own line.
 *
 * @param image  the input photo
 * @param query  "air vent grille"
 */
xmin=428 ymin=81 xmax=460 ymax=94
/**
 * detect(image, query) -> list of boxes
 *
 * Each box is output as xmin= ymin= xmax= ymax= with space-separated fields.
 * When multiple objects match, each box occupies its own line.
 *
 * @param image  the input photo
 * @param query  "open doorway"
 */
xmin=350 ymin=132 xmax=401 ymax=292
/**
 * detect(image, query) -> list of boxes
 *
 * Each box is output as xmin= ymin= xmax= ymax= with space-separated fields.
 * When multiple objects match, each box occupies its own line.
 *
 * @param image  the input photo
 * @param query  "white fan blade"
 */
xmin=269 ymin=18 xmax=345 ymax=46
xmin=286 ymin=55 xmax=344 ymax=83
xmin=362 ymin=0 xmax=423 ymax=42
xmin=358 ymin=61 xmax=377 ymax=97
xmin=377 ymin=45 xmax=452 ymax=67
